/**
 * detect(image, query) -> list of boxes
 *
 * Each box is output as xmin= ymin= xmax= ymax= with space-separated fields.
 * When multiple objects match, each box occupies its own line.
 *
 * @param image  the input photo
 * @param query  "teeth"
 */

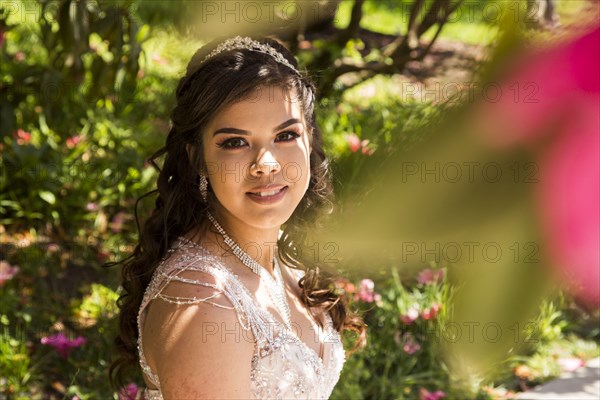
xmin=254 ymin=188 xmax=282 ymax=197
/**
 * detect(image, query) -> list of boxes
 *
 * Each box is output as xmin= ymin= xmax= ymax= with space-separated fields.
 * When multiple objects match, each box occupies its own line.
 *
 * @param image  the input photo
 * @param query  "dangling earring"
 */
xmin=199 ymin=174 xmax=208 ymax=202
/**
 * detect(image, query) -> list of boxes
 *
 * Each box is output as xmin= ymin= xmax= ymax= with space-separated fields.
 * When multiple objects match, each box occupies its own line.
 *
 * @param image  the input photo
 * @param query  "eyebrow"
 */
xmin=212 ymin=118 xmax=302 ymax=136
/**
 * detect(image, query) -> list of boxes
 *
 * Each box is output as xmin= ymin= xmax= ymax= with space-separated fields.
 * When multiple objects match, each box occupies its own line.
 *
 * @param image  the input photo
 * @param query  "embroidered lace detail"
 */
xmin=137 ymin=237 xmax=345 ymax=399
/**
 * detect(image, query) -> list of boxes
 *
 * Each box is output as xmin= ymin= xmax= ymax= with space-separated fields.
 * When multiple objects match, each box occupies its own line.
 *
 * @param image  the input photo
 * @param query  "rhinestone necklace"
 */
xmin=206 ymin=212 xmax=293 ymax=330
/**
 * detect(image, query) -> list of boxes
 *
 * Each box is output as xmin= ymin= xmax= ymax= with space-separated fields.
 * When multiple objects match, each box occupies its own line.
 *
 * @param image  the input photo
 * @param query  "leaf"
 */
xmin=136 ymin=24 xmax=150 ymax=43
xmin=39 ymin=191 xmax=56 ymax=205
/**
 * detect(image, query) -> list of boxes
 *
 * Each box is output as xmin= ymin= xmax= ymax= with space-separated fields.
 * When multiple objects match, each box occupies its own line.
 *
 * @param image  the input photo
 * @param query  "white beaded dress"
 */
xmin=137 ymin=237 xmax=346 ymax=399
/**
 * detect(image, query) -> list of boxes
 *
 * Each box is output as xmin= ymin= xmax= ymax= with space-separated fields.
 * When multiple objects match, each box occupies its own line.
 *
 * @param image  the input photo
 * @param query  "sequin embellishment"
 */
xmin=137 ymin=238 xmax=345 ymax=399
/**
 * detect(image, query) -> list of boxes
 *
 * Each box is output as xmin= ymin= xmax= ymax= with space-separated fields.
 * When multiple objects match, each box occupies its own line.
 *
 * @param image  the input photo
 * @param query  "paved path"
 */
xmin=515 ymin=357 xmax=600 ymax=399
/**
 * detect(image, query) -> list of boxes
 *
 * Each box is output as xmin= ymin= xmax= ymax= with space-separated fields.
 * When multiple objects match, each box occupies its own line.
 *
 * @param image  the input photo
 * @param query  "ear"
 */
xmin=185 ymin=143 xmax=194 ymax=161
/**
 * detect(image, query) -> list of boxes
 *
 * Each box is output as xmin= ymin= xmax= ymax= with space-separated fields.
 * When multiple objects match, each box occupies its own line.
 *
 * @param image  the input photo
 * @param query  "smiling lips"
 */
xmin=246 ymin=185 xmax=288 ymax=204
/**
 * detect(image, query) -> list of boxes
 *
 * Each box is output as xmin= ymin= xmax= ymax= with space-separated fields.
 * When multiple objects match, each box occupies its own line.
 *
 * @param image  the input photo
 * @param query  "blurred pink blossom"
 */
xmin=374 ymin=293 xmax=382 ymax=305
xmin=346 ymin=133 xmax=361 ymax=153
xmin=41 ymin=332 xmax=86 ymax=359
xmin=15 ymin=51 xmax=25 ymax=62
xmin=355 ymin=278 xmax=381 ymax=303
xmin=421 ymin=303 xmax=442 ymax=320
xmin=98 ymin=250 xmax=110 ymax=263
xmin=557 ymin=357 xmax=585 ymax=372
xmin=400 ymin=307 xmax=420 ymax=325
xmin=86 ymin=202 xmax=99 ymax=211
xmin=401 ymin=332 xmax=421 ymax=354
xmin=417 ymin=268 xmax=444 ymax=285
xmin=419 ymin=388 xmax=446 ymax=400
xmin=334 ymin=278 xmax=356 ymax=295
xmin=477 ymin=26 xmax=600 ymax=309
xmin=540 ymin=107 xmax=600 ymax=309
xmin=152 ymin=52 xmax=166 ymax=65
xmin=13 ymin=129 xmax=31 ymax=145
xmin=118 ymin=383 xmax=141 ymax=400
xmin=0 ymin=261 xmax=19 ymax=286
xmin=360 ymin=140 xmax=375 ymax=156
xmin=66 ymin=135 xmax=81 ymax=149
xmin=111 ymin=212 xmax=127 ymax=233
xmin=478 ymin=27 xmax=599 ymax=148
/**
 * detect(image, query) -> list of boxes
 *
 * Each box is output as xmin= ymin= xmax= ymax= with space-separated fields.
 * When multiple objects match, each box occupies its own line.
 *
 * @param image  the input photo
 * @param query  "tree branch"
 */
xmin=337 ymin=0 xmax=365 ymax=45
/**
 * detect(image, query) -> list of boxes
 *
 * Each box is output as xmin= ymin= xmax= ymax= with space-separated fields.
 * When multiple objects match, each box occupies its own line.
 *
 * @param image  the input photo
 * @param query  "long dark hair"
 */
xmin=109 ymin=36 xmax=365 ymax=388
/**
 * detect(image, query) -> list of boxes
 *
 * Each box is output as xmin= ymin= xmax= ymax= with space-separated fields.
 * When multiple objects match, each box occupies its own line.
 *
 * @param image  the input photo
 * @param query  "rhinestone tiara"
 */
xmin=199 ymin=36 xmax=300 ymax=75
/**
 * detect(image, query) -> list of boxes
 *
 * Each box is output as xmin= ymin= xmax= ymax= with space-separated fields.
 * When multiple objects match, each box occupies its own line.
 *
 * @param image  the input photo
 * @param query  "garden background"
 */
xmin=1 ymin=0 xmax=599 ymax=399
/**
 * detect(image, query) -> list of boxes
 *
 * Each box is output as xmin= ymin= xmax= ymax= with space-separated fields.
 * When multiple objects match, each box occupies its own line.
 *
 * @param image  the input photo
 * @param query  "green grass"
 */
xmin=141 ymin=27 xmax=205 ymax=78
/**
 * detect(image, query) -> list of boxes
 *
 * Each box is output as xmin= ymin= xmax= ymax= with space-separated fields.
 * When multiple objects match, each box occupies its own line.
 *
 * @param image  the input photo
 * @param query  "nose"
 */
xmin=249 ymin=149 xmax=281 ymax=177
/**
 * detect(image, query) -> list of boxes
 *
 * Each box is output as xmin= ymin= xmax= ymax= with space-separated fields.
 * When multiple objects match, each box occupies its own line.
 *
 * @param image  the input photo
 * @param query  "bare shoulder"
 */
xmin=143 ymin=269 xmax=255 ymax=399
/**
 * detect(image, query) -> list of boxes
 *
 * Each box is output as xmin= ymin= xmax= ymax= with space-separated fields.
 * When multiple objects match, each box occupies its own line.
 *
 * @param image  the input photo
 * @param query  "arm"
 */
xmin=143 ymin=270 xmax=255 ymax=399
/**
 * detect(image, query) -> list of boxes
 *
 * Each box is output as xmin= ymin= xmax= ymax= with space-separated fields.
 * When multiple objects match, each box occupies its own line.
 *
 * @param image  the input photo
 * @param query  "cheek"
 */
xmin=286 ymin=151 xmax=311 ymax=195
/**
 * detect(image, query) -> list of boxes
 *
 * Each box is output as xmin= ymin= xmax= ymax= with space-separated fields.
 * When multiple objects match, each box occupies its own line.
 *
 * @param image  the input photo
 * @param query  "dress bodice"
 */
xmin=137 ymin=237 xmax=346 ymax=399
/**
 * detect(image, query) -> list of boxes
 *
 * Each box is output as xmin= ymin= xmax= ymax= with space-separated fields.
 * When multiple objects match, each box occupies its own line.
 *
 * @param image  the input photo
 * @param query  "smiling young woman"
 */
xmin=109 ymin=36 xmax=365 ymax=399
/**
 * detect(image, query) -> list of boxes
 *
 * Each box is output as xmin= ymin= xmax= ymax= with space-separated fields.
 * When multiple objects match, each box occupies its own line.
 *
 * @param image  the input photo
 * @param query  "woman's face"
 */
xmin=202 ymin=85 xmax=312 ymax=231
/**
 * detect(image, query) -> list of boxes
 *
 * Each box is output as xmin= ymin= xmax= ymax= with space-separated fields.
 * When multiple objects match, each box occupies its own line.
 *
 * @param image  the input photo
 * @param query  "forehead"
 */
xmin=207 ymin=86 xmax=304 ymax=131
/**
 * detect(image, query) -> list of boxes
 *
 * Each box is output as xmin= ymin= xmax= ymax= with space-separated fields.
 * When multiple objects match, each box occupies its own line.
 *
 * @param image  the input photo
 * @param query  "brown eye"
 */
xmin=276 ymin=131 xmax=300 ymax=142
xmin=217 ymin=137 xmax=248 ymax=149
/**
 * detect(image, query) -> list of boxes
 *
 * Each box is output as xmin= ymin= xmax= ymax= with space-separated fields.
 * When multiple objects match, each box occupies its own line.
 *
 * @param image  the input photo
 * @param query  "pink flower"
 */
xmin=15 ymin=51 xmax=25 ymax=62
xmin=0 ymin=261 xmax=19 ymax=286
xmin=334 ymin=278 xmax=356 ymax=295
xmin=110 ymin=212 xmax=127 ymax=233
xmin=417 ymin=268 xmax=444 ymax=285
xmin=400 ymin=307 xmax=419 ymax=325
xmin=421 ymin=303 xmax=442 ymax=320
xmin=86 ymin=202 xmax=98 ymax=211
xmin=355 ymin=279 xmax=380 ymax=303
xmin=401 ymin=332 xmax=421 ymax=354
xmin=474 ymin=26 xmax=600 ymax=308
xmin=540 ymin=110 xmax=600 ymax=308
xmin=41 ymin=332 xmax=86 ymax=359
xmin=13 ymin=129 xmax=31 ymax=145
xmin=152 ymin=52 xmax=166 ymax=65
xmin=98 ymin=250 xmax=110 ymax=263
xmin=557 ymin=357 xmax=585 ymax=372
xmin=360 ymin=140 xmax=375 ymax=156
xmin=419 ymin=388 xmax=446 ymax=400
xmin=118 ymin=383 xmax=140 ymax=400
xmin=374 ymin=293 xmax=382 ymax=306
xmin=298 ymin=40 xmax=312 ymax=50
xmin=346 ymin=133 xmax=361 ymax=153
xmin=66 ymin=135 xmax=81 ymax=149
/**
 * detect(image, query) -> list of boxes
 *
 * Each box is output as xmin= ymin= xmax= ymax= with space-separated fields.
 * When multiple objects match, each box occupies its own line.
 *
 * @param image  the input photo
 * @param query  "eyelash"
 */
xmin=216 ymin=130 xmax=301 ymax=150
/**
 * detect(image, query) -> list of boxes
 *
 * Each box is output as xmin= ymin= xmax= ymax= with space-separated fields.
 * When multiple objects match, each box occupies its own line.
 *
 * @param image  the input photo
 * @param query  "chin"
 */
xmin=248 ymin=209 xmax=294 ymax=230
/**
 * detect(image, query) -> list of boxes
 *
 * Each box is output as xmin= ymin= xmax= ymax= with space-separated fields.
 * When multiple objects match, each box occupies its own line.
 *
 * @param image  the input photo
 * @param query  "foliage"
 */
xmin=0 ymin=0 xmax=597 ymax=398
xmin=332 ymin=266 xmax=452 ymax=399
xmin=331 ymin=271 xmax=599 ymax=400
xmin=0 ymin=0 xmax=163 ymax=238
xmin=0 ymin=327 xmax=34 ymax=397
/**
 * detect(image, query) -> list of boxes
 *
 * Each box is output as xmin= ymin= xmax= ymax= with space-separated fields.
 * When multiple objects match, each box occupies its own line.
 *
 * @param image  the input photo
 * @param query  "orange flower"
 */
xmin=513 ymin=365 xmax=531 ymax=379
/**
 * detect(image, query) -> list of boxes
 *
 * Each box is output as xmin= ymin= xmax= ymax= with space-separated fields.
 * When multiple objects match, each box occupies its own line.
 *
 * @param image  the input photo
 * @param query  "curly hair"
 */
xmin=109 ymin=36 xmax=365 ymax=389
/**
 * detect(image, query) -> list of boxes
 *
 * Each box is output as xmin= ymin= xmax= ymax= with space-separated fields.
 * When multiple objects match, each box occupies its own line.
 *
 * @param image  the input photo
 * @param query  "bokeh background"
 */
xmin=1 ymin=1 xmax=598 ymax=399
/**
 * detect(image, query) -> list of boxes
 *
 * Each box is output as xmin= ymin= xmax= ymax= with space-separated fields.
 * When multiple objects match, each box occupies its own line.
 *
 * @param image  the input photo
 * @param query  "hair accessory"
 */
xmin=199 ymin=36 xmax=300 ymax=75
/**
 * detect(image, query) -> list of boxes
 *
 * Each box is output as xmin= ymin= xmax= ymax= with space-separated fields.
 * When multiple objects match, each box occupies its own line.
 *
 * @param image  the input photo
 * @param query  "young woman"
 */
xmin=110 ymin=36 xmax=364 ymax=399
